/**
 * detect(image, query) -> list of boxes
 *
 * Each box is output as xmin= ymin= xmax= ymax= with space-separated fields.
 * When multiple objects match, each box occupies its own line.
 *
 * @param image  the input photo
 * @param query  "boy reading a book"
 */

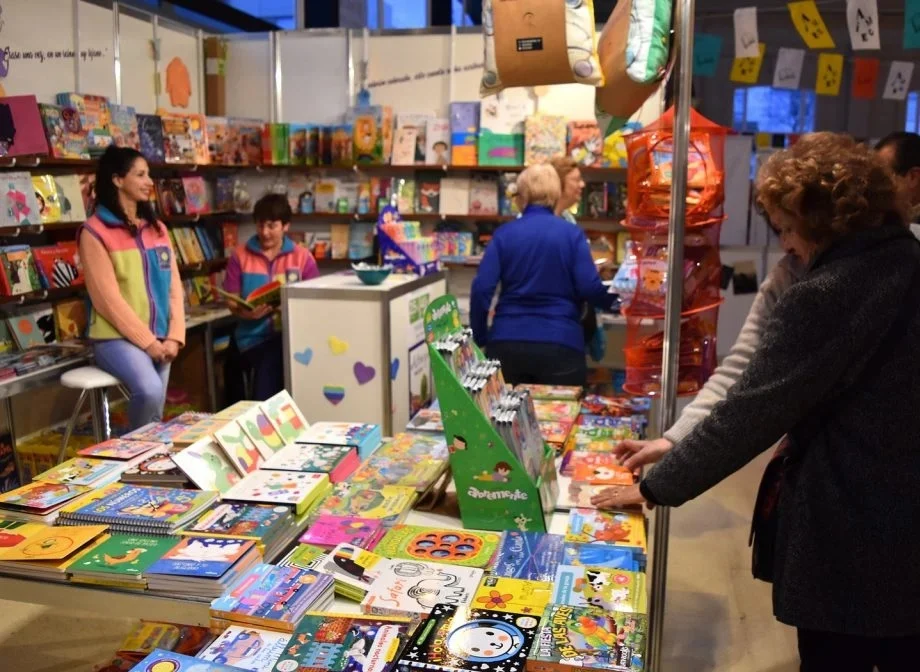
xmin=223 ymin=193 xmax=319 ymax=399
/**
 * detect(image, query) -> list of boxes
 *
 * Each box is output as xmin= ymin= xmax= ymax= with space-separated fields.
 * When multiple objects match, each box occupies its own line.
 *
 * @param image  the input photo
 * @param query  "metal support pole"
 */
xmin=112 ymin=1 xmax=122 ymax=104
xmin=152 ymin=15 xmax=160 ymax=110
xmin=72 ymin=0 xmax=81 ymax=91
xmin=647 ymin=0 xmax=695 ymax=668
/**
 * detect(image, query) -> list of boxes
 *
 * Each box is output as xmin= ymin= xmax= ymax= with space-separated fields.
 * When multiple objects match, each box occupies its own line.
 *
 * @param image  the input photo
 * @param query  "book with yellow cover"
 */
xmin=565 ymin=508 xmax=647 ymax=551
xmin=472 ymin=575 xmax=552 ymax=615
xmin=0 ymin=524 xmax=109 ymax=560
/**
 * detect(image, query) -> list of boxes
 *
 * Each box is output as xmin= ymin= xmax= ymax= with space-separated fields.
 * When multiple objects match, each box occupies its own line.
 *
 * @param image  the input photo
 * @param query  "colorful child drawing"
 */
xmin=474 ymin=461 xmax=512 ymax=483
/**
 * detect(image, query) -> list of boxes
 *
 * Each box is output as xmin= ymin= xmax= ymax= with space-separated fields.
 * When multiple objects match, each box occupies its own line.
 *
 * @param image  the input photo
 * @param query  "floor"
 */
xmin=0 ymin=451 xmax=798 ymax=672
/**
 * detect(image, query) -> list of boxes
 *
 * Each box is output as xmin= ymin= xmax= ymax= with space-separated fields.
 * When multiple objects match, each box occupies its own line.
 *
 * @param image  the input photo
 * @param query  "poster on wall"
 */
xmin=409 ymin=342 xmax=432 ymax=418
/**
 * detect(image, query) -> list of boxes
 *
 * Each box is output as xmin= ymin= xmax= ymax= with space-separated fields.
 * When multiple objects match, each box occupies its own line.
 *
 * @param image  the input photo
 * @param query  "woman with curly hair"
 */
xmin=592 ymin=133 xmax=920 ymax=669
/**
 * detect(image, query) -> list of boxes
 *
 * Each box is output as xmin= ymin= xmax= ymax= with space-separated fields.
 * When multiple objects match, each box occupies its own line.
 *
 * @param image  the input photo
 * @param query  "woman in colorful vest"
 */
xmin=80 ymin=146 xmax=185 ymax=429
xmin=223 ymin=193 xmax=319 ymax=400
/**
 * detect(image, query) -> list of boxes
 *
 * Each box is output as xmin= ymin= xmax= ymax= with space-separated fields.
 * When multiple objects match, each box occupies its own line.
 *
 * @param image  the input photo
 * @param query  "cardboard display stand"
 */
xmin=424 ymin=295 xmax=558 ymax=533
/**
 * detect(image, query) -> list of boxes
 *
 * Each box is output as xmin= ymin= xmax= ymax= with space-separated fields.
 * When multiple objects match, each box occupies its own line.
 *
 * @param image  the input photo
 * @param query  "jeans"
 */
xmin=798 ymin=628 xmax=920 ymax=671
xmin=487 ymin=340 xmax=587 ymax=387
xmin=94 ymin=339 xmax=170 ymax=430
xmin=242 ymin=335 xmax=284 ymax=401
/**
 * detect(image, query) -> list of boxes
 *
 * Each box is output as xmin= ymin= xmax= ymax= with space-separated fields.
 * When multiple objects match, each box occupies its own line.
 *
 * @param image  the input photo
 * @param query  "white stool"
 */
xmin=57 ymin=366 xmax=129 ymax=464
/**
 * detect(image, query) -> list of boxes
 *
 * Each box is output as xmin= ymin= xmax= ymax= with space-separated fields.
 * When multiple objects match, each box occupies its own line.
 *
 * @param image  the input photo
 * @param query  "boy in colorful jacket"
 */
xmin=223 ymin=193 xmax=319 ymax=400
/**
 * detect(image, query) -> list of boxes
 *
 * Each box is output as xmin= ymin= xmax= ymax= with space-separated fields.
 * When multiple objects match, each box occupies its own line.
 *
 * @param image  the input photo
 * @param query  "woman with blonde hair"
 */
xmin=470 ymin=164 xmax=616 ymax=385
xmin=550 ymin=156 xmax=586 ymax=222
xmin=592 ymin=132 xmax=920 ymax=669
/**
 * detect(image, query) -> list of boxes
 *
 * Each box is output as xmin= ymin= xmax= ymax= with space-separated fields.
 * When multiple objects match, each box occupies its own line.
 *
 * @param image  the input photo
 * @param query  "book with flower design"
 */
xmin=472 ymin=575 xmax=552 ymax=615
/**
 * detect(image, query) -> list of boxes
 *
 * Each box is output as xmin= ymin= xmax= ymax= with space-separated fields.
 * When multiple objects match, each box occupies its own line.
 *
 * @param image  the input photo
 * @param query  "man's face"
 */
xmin=878 ymin=144 xmax=920 ymax=207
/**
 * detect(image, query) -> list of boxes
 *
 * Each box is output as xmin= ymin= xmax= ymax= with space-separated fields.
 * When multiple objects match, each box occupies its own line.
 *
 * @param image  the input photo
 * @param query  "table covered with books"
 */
xmin=0 ymin=381 xmax=652 ymax=672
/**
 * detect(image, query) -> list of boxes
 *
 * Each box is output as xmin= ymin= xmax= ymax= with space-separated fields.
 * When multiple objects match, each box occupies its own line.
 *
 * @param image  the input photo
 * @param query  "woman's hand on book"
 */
xmin=590 ymin=483 xmax=650 ymax=510
xmin=613 ymin=438 xmax=673 ymax=471
xmin=233 ymin=304 xmax=274 ymax=321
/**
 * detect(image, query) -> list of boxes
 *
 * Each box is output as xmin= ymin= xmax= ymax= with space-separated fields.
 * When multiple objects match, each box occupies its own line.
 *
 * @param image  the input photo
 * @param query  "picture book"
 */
xmin=65 ymin=485 xmax=219 ymax=532
xmin=161 ymin=114 xmax=195 ymax=163
xmin=147 ymin=537 xmax=257 ymax=578
xmin=532 ymin=400 xmax=581 ymax=424
xmin=51 ymin=296 xmax=87 ymax=342
xmin=450 ymin=102 xmax=480 ymax=166
xmin=347 ymin=106 xmax=390 ymax=165
xmin=585 ymin=183 xmax=608 ymax=219
xmin=279 ymin=543 xmax=326 ymax=571
xmin=396 ymin=603 xmax=539 ymax=672
xmin=314 ymin=484 xmax=417 ymax=528
xmin=565 ymin=509 xmax=647 ymax=550
xmin=238 ymin=407 xmax=286 ymax=459
xmin=155 ymin=178 xmax=186 ymax=217
xmin=525 ymin=115 xmax=567 ymax=166
xmin=173 ymin=438 xmax=243 ymax=494
xmin=71 ymin=533 xmax=178 ymax=580
xmin=570 ymin=456 xmax=634 ymax=486
xmin=425 ymin=118 xmax=450 ymax=166
xmin=478 ymin=93 xmax=533 ymax=166
xmin=490 ymin=531 xmax=565 ymax=582
xmin=392 ymin=127 xmax=418 ymax=166
xmin=397 ymin=113 xmax=433 ymax=164
xmin=349 ymin=455 xmax=445 ymax=492
xmin=170 ymin=415 xmax=228 ymax=447
xmin=121 ymin=451 xmax=189 ymax=487
xmin=538 ymin=421 xmax=574 ymax=446
xmin=289 ymin=123 xmax=308 ymax=165
xmin=1 ymin=173 xmax=43 ymax=228
xmin=123 ymin=420 xmax=199 ymax=444
xmin=0 ymin=480 xmax=91 ymax=511
xmin=0 ymin=321 xmax=13 ymax=354
xmin=301 ymin=422 xmax=382 ymax=459
xmin=468 ymin=174 xmax=498 ymax=216
xmin=515 ymin=384 xmax=582 ymax=401
xmin=374 ymin=525 xmax=500 ymax=568
xmin=136 ymin=114 xmax=166 ymax=163
xmin=229 ymin=118 xmax=264 ymax=165
xmin=0 ymin=96 xmax=46 ymax=157
xmin=184 ymin=114 xmax=211 ymax=165
xmin=35 ymin=457 xmax=124 ymax=487
xmin=568 ymin=120 xmax=604 ymax=167
xmin=262 ymin=443 xmax=358 ymax=482
xmin=528 ymin=604 xmax=648 ymax=672
xmin=32 ymin=175 xmax=62 ymax=224
xmin=473 ymin=576 xmax=552 ymax=615
xmin=210 ymin=563 xmax=335 ymax=631
xmin=361 ymin=432 xmax=447 ymax=462
xmin=561 ymin=543 xmax=646 ymax=572
xmin=56 ymin=93 xmax=113 ymax=155
xmin=0 ymin=520 xmax=45 ymax=552
xmin=395 ymin=177 xmax=416 ymax=214
xmin=299 ymin=515 xmax=385 ymax=550
xmin=207 ymin=117 xmax=231 ymax=164
xmin=556 ymin=477 xmax=614 ymax=511
xmin=552 ymin=565 xmax=648 ymax=614
xmin=108 ymin=104 xmax=140 ymax=149
xmin=417 ymin=174 xmax=441 ymax=213
xmin=39 ymin=103 xmax=90 ymax=160
xmin=51 ymin=175 xmax=87 ymax=223
xmin=331 ymin=124 xmax=354 ymax=166
xmin=223 ymin=470 xmax=330 ymax=515
xmin=214 ymin=421 xmax=263 ymax=475
xmin=0 ymin=524 xmax=108 ymax=561
xmin=317 ymin=543 xmax=387 ymax=596
xmin=262 ymin=122 xmax=291 ymax=165
xmin=216 ymin=400 xmax=262 ymax=420
xmin=33 ymin=242 xmax=82 ymax=290
xmin=129 ymin=649 xmax=243 ymax=672
xmin=499 ymin=172 xmax=520 ymax=216
xmin=563 ymin=425 xmax=641 ymax=455
xmin=117 ymin=621 xmax=215 ymax=659
xmin=0 ymin=245 xmax=39 ymax=295
xmin=348 ymin=222 xmax=375 ymax=259
xmin=183 ymin=502 xmax=291 ymax=545
xmin=214 ymin=281 xmax=282 ymax=311
xmin=197 ymin=625 xmax=290 ymax=671
xmin=78 ymin=439 xmax=163 ymax=461
xmin=181 ymin=177 xmax=211 ymax=215
xmin=361 ymin=559 xmax=482 ymax=617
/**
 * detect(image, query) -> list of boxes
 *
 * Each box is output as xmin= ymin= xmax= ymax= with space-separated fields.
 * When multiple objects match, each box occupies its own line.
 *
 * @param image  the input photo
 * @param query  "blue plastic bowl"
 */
xmin=353 ymin=265 xmax=392 ymax=285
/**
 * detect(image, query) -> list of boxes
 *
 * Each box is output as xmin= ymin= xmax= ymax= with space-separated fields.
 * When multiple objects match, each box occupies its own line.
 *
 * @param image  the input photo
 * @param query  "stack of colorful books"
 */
xmin=179 ymin=501 xmax=296 ymax=561
xmin=145 ymin=536 xmax=263 ymax=599
xmin=348 ymin=433 xmax=449 ymax=493
xmin=299 ymin=422 xmax=382 ymax=459
xmin=0 ymin=522 xmax=110 ymax=582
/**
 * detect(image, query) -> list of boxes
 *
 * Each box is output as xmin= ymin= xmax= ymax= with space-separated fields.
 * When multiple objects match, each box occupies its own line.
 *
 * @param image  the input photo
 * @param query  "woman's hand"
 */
xmin=590 ymin=483 xmax=651 ymax=510
xmin=613 ymin=437 xmax=674 ymax=470
xmin=144 ymin=340 xmax=167 ymax=362
xmin=161 ymin=339 xmax=180 ymax=363
xmin=233 ymin=304 xmax=274 ymax=321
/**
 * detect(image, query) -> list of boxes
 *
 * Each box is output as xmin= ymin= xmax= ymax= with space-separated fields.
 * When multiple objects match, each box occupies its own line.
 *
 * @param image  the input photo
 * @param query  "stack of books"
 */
xmin=179 ymin=501 xmax=296 ymax=560
xmin=348 ymin=433 xmax=449 ymax=493
xmin=0 ymin=481 xmax=94 ymax=524
xmin=221 ymin=470 xmax=331 ymax=516
xmin=0 ymin=523 xmax=110 ymax=582
xmin=146 ymin=536 xmax=263 ymax=599
xmin=314 ymin=542 xmax=387 ymax=601
xmin=299 ymin=422 xmax=382 ymax=459
xmin=312 ymin=483 xmax=417 ymax=529
xmin=68 ymin=533 xmax=181 ymax=590
xmin=261 ymin=443 xmax=359 ymax=482
xmin=33 ymin=456 xmax=131 ymax=488
xmin=298 ymin=514 xmax=386 ymax=550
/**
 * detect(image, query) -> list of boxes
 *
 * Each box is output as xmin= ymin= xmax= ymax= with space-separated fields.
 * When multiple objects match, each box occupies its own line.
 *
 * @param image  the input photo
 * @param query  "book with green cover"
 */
xmin=70 ymin=533 xmax=179 ymax=585
xmin=374 ymin=525 xmax=501 ymax=568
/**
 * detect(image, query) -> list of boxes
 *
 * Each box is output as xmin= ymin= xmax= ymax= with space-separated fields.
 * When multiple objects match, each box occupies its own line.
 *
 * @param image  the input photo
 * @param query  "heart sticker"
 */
xmin=328 ymin=335 xmax=349 ymax=355
xmin=353 ymin=362 xmax=376 ymax=385
xmin=390 ymin=357 xmax=400 ymax=380
xmin=294 ymin=348 xmax=313 ymax=366
xmin=323 ymin=385 xmax=345 ymax=405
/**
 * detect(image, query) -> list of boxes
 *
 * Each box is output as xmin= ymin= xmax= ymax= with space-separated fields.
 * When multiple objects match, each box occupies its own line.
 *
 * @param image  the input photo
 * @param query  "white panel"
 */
xmin=720 ymin=134 xmax=753 ymax=246
xmin=157 ymin=22 xmax=201 ymax=114
xmin=224 ymin=35 xmax=272 ymax=120
xmin=452 ymin=32 xmax=485 ymax=104
xmin=119 ymin=13 xmax=156 ymax=113
xmin=77 ymin=2 xmax=116 ymax=100
xmin=280 ymin=32 xmax=349 ymax=124
xmin=365 ymin=34 xmax=452 ymax=115
xmin=717 ymin=249 xmax=764 ymax=360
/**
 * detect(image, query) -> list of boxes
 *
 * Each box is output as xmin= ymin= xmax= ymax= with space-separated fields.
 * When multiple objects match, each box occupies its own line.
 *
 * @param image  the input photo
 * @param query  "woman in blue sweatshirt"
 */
xmin=470 ymin=164 xmax=617 ymax=385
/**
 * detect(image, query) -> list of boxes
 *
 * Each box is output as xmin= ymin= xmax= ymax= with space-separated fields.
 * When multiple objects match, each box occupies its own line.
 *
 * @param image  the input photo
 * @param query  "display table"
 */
xmin=283 ymin=271 xmax=447 ymax=434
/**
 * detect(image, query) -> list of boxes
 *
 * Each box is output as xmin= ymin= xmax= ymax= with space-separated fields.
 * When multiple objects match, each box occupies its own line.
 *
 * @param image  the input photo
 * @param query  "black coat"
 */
xmin=643 ymin=222 xmax=920 ymax=636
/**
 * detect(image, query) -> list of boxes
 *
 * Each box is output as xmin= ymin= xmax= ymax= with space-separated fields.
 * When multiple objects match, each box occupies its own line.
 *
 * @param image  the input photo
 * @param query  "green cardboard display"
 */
xmin=424 ymin=295 xmax=558 ymax=532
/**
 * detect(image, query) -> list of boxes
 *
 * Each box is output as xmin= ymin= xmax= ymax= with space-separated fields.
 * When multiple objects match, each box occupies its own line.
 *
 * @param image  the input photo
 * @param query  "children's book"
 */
xmin=0 ymin=320 xmax=13 ymax=353
xmin=532 ymin=400 xmax=581 ymax=424
xmin=130 ymin=649 xmax=243 ymax=672
xmin=197 ymin=625 xmax=290 ymax=671
xmin=0 ymin=523 xmax=108 ymax=561
xmin=53 ymin=297 xmax=86 ymax=340
xmin=278 ymin=543 xmax=326 ymax=571
xmin=349 ymin=454 xmax=446 ymax=492
xmin=472 ymin=575 xmax=552 ymax=615
xmin=0 ymin=520 xmax=46 ymax=553
xmin=449 ymin=102 xmax=480 ymax=166
xmin=300 ymin=422 xmax=381 ymax=459
xmin=51 ymin=175 xmax=87 ymax=223
xmin=552 ymin=565 xmax=648 ymax=614
xmin=299 ymin=515 xmax=385 ymax=550
xmin=346 ymin=106 xmax=391 ymax=165
xmin=478 ymin=93 xmax=533 ymax=166
xmin=182 ymin=502 xmax=291 ymax=547
xmin=181 ymin=176 xmax=211 ymax=214
xmin=0 ymin=481 xmax=91 ymax=512
xmin=70 ymin=533 xmax=178 ymax=582
xmin=117 ymin=621 xmax=215 ymax=659
xmin=570 ymin=455 xmax=634 ymax=486
xmin=7 ymin=312 xmax=46 ymax=350
xmin=121 ymin=451 xmax=189 ymax=487
xmin=215 ymin=177 xmax=235 ymax=211
xmin=214 ymin=421 xmax=264 ymax=475
xmin=35 ymin=457 xmax=124 ymax=487
xmin=585 ymin=183 xmax=608 ymax=218
xmin=0 ymin=245 xmax=40 ymax=294
xmin=514 ymin=384 xmax=583 ymax=401
xmin=556 ymin=476 xmax=613 ymax=511
xmin=348 ymin=222 xmax=375 ymax=260
xmin=147 ymin=536 xmax=257 ymax=578
xmin=378 ymin=432 xmax=449 ymax=461
xmin=156 ymin=178 xmax=186 ymax=217
xmin=0 ymin=96 xmax=47 ymax=157
xmin=528 ymin=604 xmax=648 ymax=672
xmin=207 ymin=117 xmax=231 ymax=164
xmin=289 ymin=123 xmax=308 ymax=165
xmin=468 ymin=174 xmax=498 ymax=216
xmin=56 ymin=93 xmax=113 ymax=155
xmin=374 ymin=525 xmax=500 ymax=568
xmin=314 ymin=484 xmax=417 ymax=528
xmin=161 ymin=114 xmax=195 ymax=163
xmin=396 ymin=603 xmax=539 ymax=672
xmin=568 ymin=120 xmax=604 ymax=167
xmin=136 ymin=114 xmax=166 ymax=163
xmin=331 ymin=124 xmax=354 ymax=166
xmin=316 ymin=543 xmax=387 ymax=597
xmin=184 ymin=113 xmax=211 ymax=165
xmin=223 ymin=470 xmax=330 ymax=515
xmin=417 ymin=174 xmax=441 ymax=213
xmin=538 ymin=421 xmax=574 ymax=446
xmin=214 ymin=280 xmax=282 ymax=311
xmin=561 ymin=542 xmax=646 ymax=572
xmin=32 ymin=175 xmax=62 ymax=224
xmin=170 ymin=415 xmax=228 ymax=447
xmin=565 ymin=509 xmax=647 ymax=550
xmin=525 ymin=115 xmax=567 ymax=166
xmin=210 ymin=563 xmax=335 ymax=632
xmin=1 ymin=173 xmax=43 ymax=227
xmin=424 ymin=118 xmax=450 ymax=166
xmin=397 ymin=113 xmax=433 ymax=164
xmin=262 ymin=443 xmax=358 ymax=482
xmin=490 ymin=531 xmax=565 ymax=582
xmin=392 ymin=127 xmax=418 ymax=166
xmin=33 ymin=242 xmax=82 ymax=289
xmin=237 ymin=407 xmax=286 ymax=459
xmin=108 ymin=104 xmax=140 ymax=149
xmin=39 ymin=103 xmax=90 ymax=159
xmin=173 ymin=438 xmax=243 ymax=494
xmin=361 ymin=559 xmax=483 ymax=617
xmin=79 ymin=439 xmax=164 ymax=461
xmin=61 ymin=485 xmax=219 ymax=534
xmin=216 ymin=400 xmax=262 ymax=420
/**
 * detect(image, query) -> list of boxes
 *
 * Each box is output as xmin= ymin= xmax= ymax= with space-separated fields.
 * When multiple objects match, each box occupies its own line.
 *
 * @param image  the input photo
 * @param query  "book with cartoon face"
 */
xmin=472 ymin=576 xmax=552 ymax=615
xmin=173 ymin=438 xmax=242 ymax=494
xmin=360 ymin=559 xmax=483 ymax=618
xmin=374 ymin=525 xmax=500 ymax=568
xmin=314 ymin=484 xmax=417 ymax=528
xmin=260 ymin=390 xmax=310 ymax=442
xmin=121 ymin=451 xmax=190 ymax=487
xmin=565 ymin=509 xmax=647 ymax=551
xmin=261 ymin=443 xmax=358 ymax=482
xmin=78 ymin=439 xmax=164 ymax=461
xmin=196 ymin=625 xmax=290 ymax=671
xmin=299 ymin=515 xmax=386 ymax=550
xmin=70 ymin=533 xmax=178 ymax=581
xmin=214 ymin=421 xmax=264 ymax=475
xmin=396 ymin=603 xmax=540 ymax=672
xmin=223 ymin=470 xmax=330 ymax=515
xmin=552 ymin=565 xmax=647 ymax=615
xmin=349 ymin=455 xmax=446 ymax=492
xmin=238 ymin=407 xmax=287 ymax=458
xmin=538 ymin=421 xmax=575 ymax=446
xmin=147 ymin=536 xmax=257 ymax=578
xmin=34 ymin=457 xmax=125 ymax=487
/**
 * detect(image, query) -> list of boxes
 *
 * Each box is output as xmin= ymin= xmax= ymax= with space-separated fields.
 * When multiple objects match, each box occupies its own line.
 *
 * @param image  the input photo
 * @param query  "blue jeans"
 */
xmin=94 ymin=339 xmax=171 ymax=429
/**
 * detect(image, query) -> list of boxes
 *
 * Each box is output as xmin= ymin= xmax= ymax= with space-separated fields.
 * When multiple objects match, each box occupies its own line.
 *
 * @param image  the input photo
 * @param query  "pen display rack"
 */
xmin=377 ymin=206 xmax=440 ymax=276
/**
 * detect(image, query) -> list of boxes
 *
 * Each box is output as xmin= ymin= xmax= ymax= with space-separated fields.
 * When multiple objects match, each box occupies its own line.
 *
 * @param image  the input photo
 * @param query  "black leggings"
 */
xmin=487 ymin=341 xmax=586 ymax=387
xmin=798 ymin=628 xmax=920 ymax=671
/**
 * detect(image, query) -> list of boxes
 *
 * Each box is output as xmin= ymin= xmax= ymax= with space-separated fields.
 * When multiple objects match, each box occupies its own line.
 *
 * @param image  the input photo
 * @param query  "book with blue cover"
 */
xmin=60 ymin=484 xmax=218 ymax=533
xmin=198 ymin=625 xmax=290 ymax=670
xmin=147 ymin=536 xmax=258 ymax=578
xmin=561 ymin=542 xmax=646 ymax=572
xmin=181 ymin=501 xmax=293 ymax=551
xmin=129 ymin=648 xmax=245 ymax=672
xmin=489 ymin=531 xmax=565 ymax=582
xmin=300 ymin=422 xmax=382 ymax=459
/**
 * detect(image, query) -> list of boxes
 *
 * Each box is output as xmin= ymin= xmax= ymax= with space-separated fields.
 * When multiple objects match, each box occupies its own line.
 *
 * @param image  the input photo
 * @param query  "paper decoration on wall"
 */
xmin=165 ymin=57 xmax=191 ymax=108
xmin=353 ymin=362 xmax=376 ymax=385
xmin=904 ymin=0 xmax=920 ymax=49
xmin=323 ymin=385 xmax=346 ymax=405
xmin=390 ymin=357 xmax=400 ymax=380
xmin=294 ymin=347 xmax=313 ymax=366
xmin=815 ymin=53 xmax=844 ymax=96
xmin=847 ymin=0 xmax=880 ymax=50
xmin=733 ymin=8 xmax=760 ymax=58
xmin=693 ymin=33 xmax=723 ymax=77
xmin=328 ymin=335 xmax=349 ymax=355
xmin=730 ymin=43 xmax=765 ymax=84
xmin=883 ymin=61 xmax=915 ymax=100
xmin=773 ymin=48 xmax=805 ymax=89
xmin=789 ymin=1 xmax=836 ymax=49
xmin=852 ymin=58 xmax=880 ymax=99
